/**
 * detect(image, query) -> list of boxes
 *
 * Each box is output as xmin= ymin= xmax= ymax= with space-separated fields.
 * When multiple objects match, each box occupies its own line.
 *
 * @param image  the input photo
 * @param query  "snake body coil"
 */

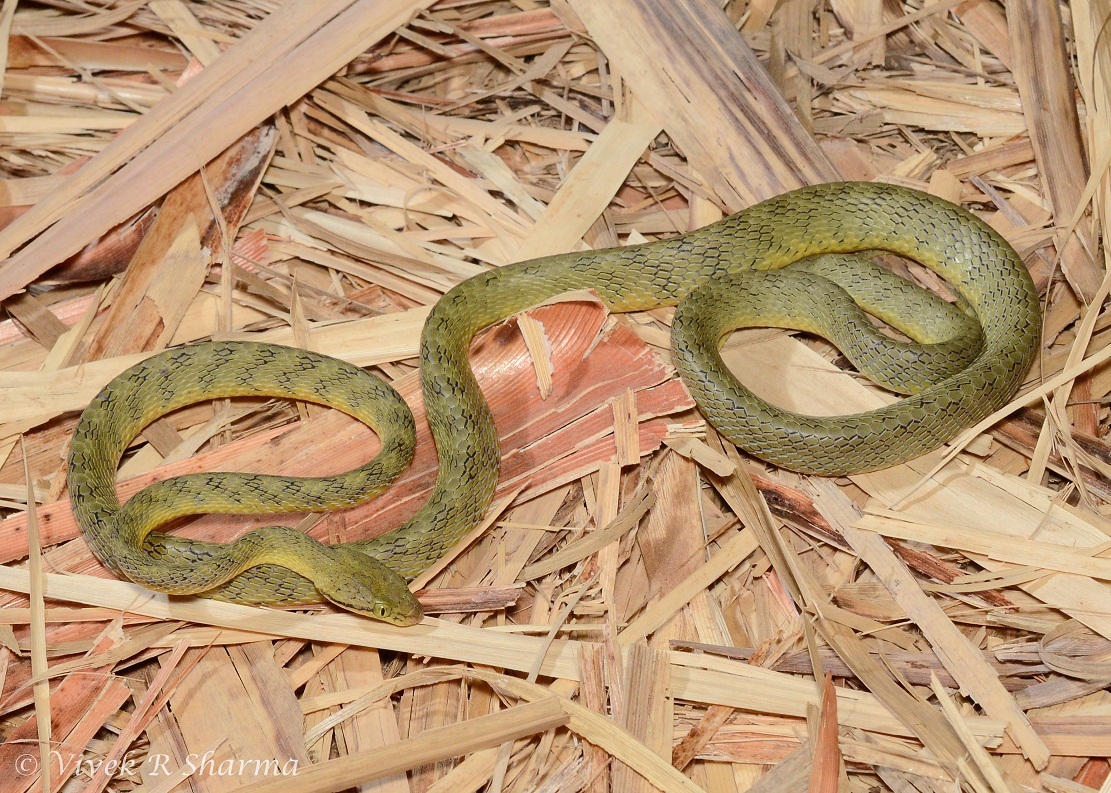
xmin=67 ymin=182 xmax=1040 ymax=624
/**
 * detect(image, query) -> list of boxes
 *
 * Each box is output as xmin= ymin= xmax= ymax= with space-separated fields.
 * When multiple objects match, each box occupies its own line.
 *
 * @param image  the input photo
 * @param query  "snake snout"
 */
xmin=375 ymin=597 xmax=424 ymax=627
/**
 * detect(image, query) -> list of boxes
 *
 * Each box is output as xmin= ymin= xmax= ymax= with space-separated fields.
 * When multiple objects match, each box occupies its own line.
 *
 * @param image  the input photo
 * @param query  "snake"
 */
xmin=67 ymin=182 xmax=1041 ymax=625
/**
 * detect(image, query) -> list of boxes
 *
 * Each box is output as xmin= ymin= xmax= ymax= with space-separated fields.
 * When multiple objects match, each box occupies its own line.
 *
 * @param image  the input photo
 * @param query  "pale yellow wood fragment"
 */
xmin=517 ymin=313 xmax=554 ymax=398
xmin=578 ymin=642 xmax=610 ymax=793
xmin=0 ymin=106 xmax=135 ymax=133
xmin=637 ymin=453 xmax=706 ymax=634
xmin=809 ymin=479 xmax=1050 ymax=769
xmin=662 ymin=436 xmax=736 ymax=477
xmin=928 ymin=165 xmax=964 ymax=203
xmin=332 ymin=648 xmax=408 ymax=793
xmin=855 ymin=0 xmax=886 ymax=64
xmin=612 ymin=645 xmax=672 ymax=793
xmin=618 ymin=530 xmax=759 ymax=645
xmin=149 ymin=0 xmax=222 ymax=65
xmin=721 ymin=333 xmax=891 ymax=417
xmin=0 ymin=174 xmax=63 ymax=207
xmin=512 ymin=94 xmax=660 ymax=260
xmin=570 ymin=0 xmax=837 ymax=208
xmin=168 ymin=288 xmax=271 ymax=344
xmin=5 ymin=73 xmax=168 ymax=108
xmin=148 ymin=222 xmax=209 ymax=348
xmin=929 ymin=675 xmax=1016 ymax=793
xmin=486 ymin=672 xmax=707 ymax=793
xmin=611 ymin=389 xmax=639 ymax=467
xmin=1009 ymin=0 xmax=1101 ymax=302
xmin=288 ymin=643 xmax=347 ymax=691
xmin=0 ymin=1 xmax=440 ymax=300
xmin=593 ymin=462 xmax=623 ymax=646
xmin=841 ymin=88 xmax=1025 ymax=135
xmin=0 ymin=564 xmax=1006 ymax=742
xmin=841 ymin=736 xmax=954 ymax=780
xmin=42 ymin=285 xmax=103 ymax=372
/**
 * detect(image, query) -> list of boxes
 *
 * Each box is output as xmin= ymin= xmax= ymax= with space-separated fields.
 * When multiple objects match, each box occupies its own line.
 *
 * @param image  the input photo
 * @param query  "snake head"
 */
xmin=318 ymin=550 xmax=423 ymax=626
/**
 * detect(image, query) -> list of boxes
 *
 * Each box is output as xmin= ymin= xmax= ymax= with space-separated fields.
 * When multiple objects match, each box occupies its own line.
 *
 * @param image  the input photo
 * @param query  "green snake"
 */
xmin=67 ymin=182 xmax=1040 ymax=625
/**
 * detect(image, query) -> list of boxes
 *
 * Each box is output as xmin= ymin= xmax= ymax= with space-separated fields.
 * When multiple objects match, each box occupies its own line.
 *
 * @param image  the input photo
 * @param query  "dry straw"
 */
xmin=0 ymin=0 xmax=1108 ymax=790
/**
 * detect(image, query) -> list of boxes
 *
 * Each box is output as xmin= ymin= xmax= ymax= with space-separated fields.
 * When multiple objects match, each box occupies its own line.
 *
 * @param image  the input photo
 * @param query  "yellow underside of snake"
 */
xmin=67 ymin=182 xmax=1040 ymax=625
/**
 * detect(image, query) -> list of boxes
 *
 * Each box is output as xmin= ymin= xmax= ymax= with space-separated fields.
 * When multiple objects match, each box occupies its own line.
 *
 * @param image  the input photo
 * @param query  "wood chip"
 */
xmin=0 ymin=1 xmax=1106 ymax=789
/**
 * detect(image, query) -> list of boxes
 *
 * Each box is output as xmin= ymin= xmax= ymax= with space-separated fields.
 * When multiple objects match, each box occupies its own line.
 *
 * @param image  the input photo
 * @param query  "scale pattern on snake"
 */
xmin=67 ymin=182 xmax=1041 ymax=625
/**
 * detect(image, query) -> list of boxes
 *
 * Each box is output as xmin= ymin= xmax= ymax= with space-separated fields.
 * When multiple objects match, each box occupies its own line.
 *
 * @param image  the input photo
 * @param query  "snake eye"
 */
xmin=373 ymin=603 xmax=389 ymax=620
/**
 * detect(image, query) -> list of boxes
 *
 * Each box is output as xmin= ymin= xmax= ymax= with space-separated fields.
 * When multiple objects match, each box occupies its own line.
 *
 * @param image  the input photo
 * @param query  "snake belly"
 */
xmin=67 ymin=181 xmax=1040 ymax=620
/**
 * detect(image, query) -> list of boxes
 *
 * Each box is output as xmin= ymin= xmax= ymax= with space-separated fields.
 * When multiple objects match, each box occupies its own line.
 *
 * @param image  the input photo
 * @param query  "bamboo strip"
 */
xmin=570 ymin=0 xmax=838 ymax=209
xmin=512 ymin=95 xmax=660 ymax=259
xmin=929 ymin=675 xmax=1013 ymax=793
xmin=0 ymin=0 xmax=438 ymax=301
xmin=578 ymin=643 xmax=610 ymax=793
xmin=857 ymin=512 xmax=1111 ymax=579
xmin=236 ymin=698 xmax=567 ymax=793
xmin=809 ymin=480 xmax=1050 ymax=768
xmin=26 ymin=448 xmax=50 ymax=793
xmin=0 ymin=564 xmax=1005 ymax=742
xmin=618 ymin=530 xmax=759 ymax=646
xmin=612 ymin=645 xmax=671 ymax=792
xmin=1008 ymin=0 xmax=1100 ymax=301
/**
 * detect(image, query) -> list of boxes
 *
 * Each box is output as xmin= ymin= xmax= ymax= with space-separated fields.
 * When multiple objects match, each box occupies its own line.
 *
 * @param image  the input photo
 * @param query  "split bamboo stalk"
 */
xmin=235 ymin=698 xmax=568 ymax=793
xmin=569 ymin=0 xmax=839 ymax=209
xmin=0 ymin=0 xmax=437 ymax=301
